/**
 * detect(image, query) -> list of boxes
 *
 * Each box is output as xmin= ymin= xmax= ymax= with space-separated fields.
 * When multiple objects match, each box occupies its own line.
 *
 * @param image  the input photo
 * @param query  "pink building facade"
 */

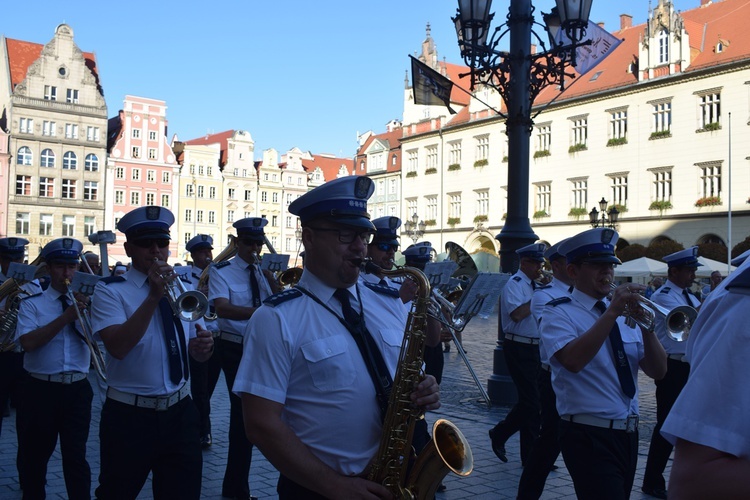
xmin=0 ymin=129 xmax=9 ymax=236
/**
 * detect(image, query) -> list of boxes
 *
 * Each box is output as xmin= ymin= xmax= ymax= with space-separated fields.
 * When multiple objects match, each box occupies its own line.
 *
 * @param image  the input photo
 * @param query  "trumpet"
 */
xmin=607 ymin=282 xmax=697 ymax=342
xmin=65 ymin=279 xmax=107 ymax=382
xmin=276 ymin=267 xmax=303 ymax=288
xmin=155 ymin=259 xmax=209 ymax=322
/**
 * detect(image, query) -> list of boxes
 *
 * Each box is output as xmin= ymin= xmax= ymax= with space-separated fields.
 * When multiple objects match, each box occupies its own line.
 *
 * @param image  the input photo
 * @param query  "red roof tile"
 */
xmin=301 ymin=154 xmax=354 ymax=182
xmin=184 ymin=130 xmax=235 ymax=167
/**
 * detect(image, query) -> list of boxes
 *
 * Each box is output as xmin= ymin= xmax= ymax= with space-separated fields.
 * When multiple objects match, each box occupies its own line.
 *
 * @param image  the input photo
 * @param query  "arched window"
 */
xmin=63 ymin=151 xmax=78 ymax=170
xmin=85 ymin=153 xmax=99 ymax=171
xmin=41 ymin=149 xmax=55 ymax=168
xmin=17 ymin=146 xmax=32 ymax=165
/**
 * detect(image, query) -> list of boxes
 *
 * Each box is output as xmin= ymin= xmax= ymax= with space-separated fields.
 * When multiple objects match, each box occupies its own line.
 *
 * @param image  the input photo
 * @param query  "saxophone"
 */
xmin=366 ymin=262 xmax=473 ymax=499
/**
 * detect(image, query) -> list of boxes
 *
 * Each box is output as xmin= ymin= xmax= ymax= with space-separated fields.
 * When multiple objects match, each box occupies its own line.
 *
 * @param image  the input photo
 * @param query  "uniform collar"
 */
xmin=298 ymin=269 xmax=357 ymax=305
xmin=664 ymin=279 xmax=685 ymax=292
xmin=571 ymin=287 xmax=602 ymax=312
xmin=129 ymin=267 xmax=149 ymax=289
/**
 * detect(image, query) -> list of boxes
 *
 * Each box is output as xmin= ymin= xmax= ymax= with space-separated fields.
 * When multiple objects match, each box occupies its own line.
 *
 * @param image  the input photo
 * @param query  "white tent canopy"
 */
xmin=695 ymin=256 xmax=735 ymax=277
xmin=614 ymin=257 xmax=667 ymax=278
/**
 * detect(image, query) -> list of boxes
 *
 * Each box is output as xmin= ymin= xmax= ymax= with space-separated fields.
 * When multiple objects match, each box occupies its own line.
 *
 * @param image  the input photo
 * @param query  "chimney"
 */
xmin=620 ymin=14 xmax=633 ymax=30
xmin=597 ymin=22 xmax=605 ymax=29
xmin=700 ymin=0 xmax=711 ymax=5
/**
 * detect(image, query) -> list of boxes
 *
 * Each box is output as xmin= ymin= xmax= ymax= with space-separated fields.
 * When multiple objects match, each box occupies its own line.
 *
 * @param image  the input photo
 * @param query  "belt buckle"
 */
xmin=154 ymin=396 xmax=170 ymax=411
xmin=61 ymin=373 xmax=73 ymax=384
xmin=626 ymin=415 xmax=638 ymax=433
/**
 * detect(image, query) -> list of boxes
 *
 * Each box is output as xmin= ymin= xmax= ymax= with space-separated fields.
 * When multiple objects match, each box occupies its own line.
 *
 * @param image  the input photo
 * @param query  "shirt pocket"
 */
xmin=229 ymin=284 xmax=250 ymax=305
xmin=373 ymin=328 xmax=404 ymax=374
xmin=301 ymin=335 xmax=357 ymax=391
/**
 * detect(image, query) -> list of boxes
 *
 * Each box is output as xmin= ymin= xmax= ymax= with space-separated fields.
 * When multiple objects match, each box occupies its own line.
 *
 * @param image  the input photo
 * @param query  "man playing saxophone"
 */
xmin=234 ymin=176 xmax=440 ymax=499
xmin=15 ymin=237 xmax=93 ymax=500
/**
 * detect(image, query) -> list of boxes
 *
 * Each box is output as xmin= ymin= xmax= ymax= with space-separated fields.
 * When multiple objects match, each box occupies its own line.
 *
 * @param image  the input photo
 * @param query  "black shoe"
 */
xmin=200 ymin=433 xmax=212 ymax=449
xmin=641 ymin=485 xmax=668 ymax=499
xmin=488 ymin=428 xmax=508 ymax=463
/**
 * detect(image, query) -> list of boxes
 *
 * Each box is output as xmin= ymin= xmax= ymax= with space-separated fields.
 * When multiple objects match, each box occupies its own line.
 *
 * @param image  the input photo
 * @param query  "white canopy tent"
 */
xmin=614 ymin=257 xmax=667 ymax=279
xmin=695 ymin=256 xmax=735 ymax=277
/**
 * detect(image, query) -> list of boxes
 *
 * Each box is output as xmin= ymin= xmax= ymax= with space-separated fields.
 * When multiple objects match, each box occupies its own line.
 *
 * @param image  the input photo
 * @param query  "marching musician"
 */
xmin=517 ymin=238 xmax=572 ymax=500
xmin=15 ymin=238 xmax=92 ymax=500
xmin=540 ymin=228 xmax=666 ymax=499
xmin=234 ymin=176 xmax=440 ymax=499
xmin=90 ymin=206 xmax=213 ymax=500
xmin=185 ymin=234 xmax=221 ymax=450
xmin=361 ymin=216 xmax=417 ymax=303
xmin=641 ymin=247 xmax=701 ymax=499
xmin=489 ymin=243 xmax=546 ymax=466
xmin=208 ymin=217 xmax=278 ymax=500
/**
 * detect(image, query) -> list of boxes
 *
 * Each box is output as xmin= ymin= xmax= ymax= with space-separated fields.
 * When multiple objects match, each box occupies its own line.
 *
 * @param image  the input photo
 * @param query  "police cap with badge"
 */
xmin=186 ymin=234 xmax=214 ymax=253
xmin=289 ymin=175 xmax=376 ymax=231
xmin=559 ymin=228 xmax=622 ymax=265
xmin=544 ymin=238 xmax=569 ymax=262
xmin=40 ymin=238 xmax=84 ymax=264
xmin=663 ymin=247 xmax=702 ymax=269
xmin=403 ymin=241 xmax=433 ymax=265
xmin=0 ymin=237 xmax=29 ymax=260
xmin=233 ymin=217 xmax=267 ymax=242
xmin=117 ymin=206 xmax=175 ymax=241
xmin=371 ymin=216 xmax=401 ymax=247
xmin=516 ymin=243 xmax=546 ymax=262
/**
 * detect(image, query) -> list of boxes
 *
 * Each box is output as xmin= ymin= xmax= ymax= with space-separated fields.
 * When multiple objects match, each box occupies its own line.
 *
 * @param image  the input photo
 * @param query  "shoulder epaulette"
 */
xmin=214 ymin=261 xmax=231 ymax=270
xmin=178 ymin=275 xmax=190 ymax=284
xmin=19 ymin=292 xmax=42 ymax=301
xmin=27 ymin=281 xmax=41 ymax=289
xmin=512 ymin=276 xmax=522 ymax=282
xmin=192 ymin=273 xmax=201 ymax=280
xmin=727 ymin=267 xmax=750 ymax=291
xmin=362 ymin=280 xmax=400 ymax=298
xmin=263 ymin=288 xmax=303 ymax=307
xmin=535 ymin=284 xmax=552 ymax=291
xmin=659 ymin=287 xmax=671 ymax=294
xmin=100 ymin=276 xmax=126 ymax=285
xmin=546 ymin=297 xmax=572 ymax=307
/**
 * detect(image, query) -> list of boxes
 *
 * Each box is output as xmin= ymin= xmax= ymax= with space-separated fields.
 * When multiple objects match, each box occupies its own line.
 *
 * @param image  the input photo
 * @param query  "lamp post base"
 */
xmin=488 ymin=343 xmax=518 ymax=406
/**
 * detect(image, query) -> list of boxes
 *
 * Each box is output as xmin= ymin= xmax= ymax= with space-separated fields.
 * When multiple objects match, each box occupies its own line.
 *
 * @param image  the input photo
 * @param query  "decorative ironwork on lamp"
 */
xmin=589 ymin=197 xmax=619 ymax=229
xmin=403 ymin=213 xmax=426 ymax=245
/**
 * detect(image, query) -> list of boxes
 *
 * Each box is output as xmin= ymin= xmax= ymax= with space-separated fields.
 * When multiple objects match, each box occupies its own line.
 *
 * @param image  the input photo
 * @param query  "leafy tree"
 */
xmin=732 ymin=236 xmax=750 ymax=259
xmin=617 ymin=243 xmax=646 ymax=262
xmin=697 ymin=242 xmax=728 ymax=263
xmin=645 ymin=240 xmax=684 ymax=261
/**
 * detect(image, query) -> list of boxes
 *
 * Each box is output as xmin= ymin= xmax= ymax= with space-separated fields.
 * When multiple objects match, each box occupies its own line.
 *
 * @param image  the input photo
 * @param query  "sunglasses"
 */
xmin=375 ymin=243 xmax=398 ymax=252
xmin=131 ymin=238 xmax=170 ymax=249
xmin=307 ymin=226 xmax=374 ymax=245
xmin=239 ymin=238 xmax=264 ymax=246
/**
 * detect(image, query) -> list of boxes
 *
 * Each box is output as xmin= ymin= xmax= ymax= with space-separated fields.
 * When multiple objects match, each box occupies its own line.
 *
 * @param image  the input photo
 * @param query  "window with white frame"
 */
xmin=651 ymin=168 xmax=672 ymax=201
xmin=146 ymin=193 xmax=155 ymax=205
xmin=272 ymin=215 xmax=278 ymax=227
xmin=186 ymin=184 xmax=195 ymax=197
xmin=198 ymin=165 xmax=204 ymax=176
xmin=184 ymin=233 xmax=192 ymax=244
xmin=698 ymin=162 xmax=722 ymax=198
xmin=286 ymin=193 xmax=294 ymax=205
xmin=570 ymin=115 xmax=588 ymax=147
xmin=132 ymin=146 xmax=140 ymax=158
xmin=19 ymin=118 xmax=33 ymax=134
xmin=86 ymin=126 xmax=100 ymax=142
xmin=39 ymin=177 xmax=54 ymax=197
xmin=285 ymin=238 xmax=293 ymax=252
xmin=162 ymin=171 xmax=171 ymax=183
xmin=406 ymin=149 xmax=418 ymax=175
xmin=261 ymin=191 xmax=267 ymax=202
xmin=609 ymin=108 xmax=628 ymax=140
xmin=426 ymin=195 xmax=438 ymax=221
xmin=535 ymin=182 xmax=551 ymax=214
xmin=17 ymin=147 xmax=32 ymax=165
xmin=406 ymin=198 xmax=418 ymax=219
xmin=536 ymin=123 xmax=551 ymax=153
xmin=652 ymin=100 xmax=672 ymax=133
xmin=244 ymin=190 xmax=252 ymax=201
xmin=132 ymin=129 xmax=141 ymax=139
xmin=66 ymin=89 xmax=79 ymax=103
xmin=63 ymin=151 xmax=77 ymax=170
xmin=65 ymin=124 xmax=78 ymax=139
xmin=658 ymin=29 xmax=669 ymax=65
xmin=62 ymin=215 xmax=76 ymax=236
xmin=85 ymin=154 xmax=99 ymax=171
xmin=475 ymin=135 xmax=489 ymax=161
xmin=44 ymin=85 xmax=57 ymax=100
xmin=448 ymin=193 xmax=462 ymax=219
xmin=197 ymin=186 xmax=204 ymax=198
xmin=208 ymin=211 xmax=216 ymax=224
xmin=147 ymin=170 xmax=156 ymax=182
xmin=115 ymin=167 xmax=124 ymax=179
xmin=185 ymin=209 xmax=192 ymax=223
xmin=43 ymin=121 xmax=56 ymax=136
xmin=425 ymin=145 xmax=438 ymax=171
xmin=207 ymin=166 xmax=213 ymax=177
xmin=130 ymin=191 xmax=140 ymax=205
xmin=197 ymin=210 xmax=204 ymax=223
xmin=84 ymin=216 xmax=95 ymax=236
xmin=609 ymin=175 xmax=628 ymax=206
xmin=132 ymin=168 xmax=140 ymax=181
xmin=227 ymin=188 xmax=235 ymax=199
xmin=16 ymin=212 xmax=30 ymax=234
xmin=377 ymin=180 xmax=385 ymax=196
xmin=227 ymin=210 xmax=235 ymax=223
xmin=16 ymin=175 xmax=32 ymax=195
xmin=115 ymin=190 xmax=124 ymax=205
xmin=148 ymin=148 xmax=157 ymax=160
xmin=389 ymin=178 xmax=397 ymax=194
xmin=272 ymin=192 xmax=279 ymax=203
xmin=83 ymin=181 xmax=98 ymax=201
xmin=149 ymin=130 xmax=157 ymax=141
xmin=161 ymin=194 xmax=170 ymax=207
xmin=449 ymin=141 xmax=462 ymax=166
xmin=244 ymin=212 xmax=252 ymax=219
xmin=41 ymin=149 xmax=55 ymax=168
xmin=697 ymin=90 xmax=721 ymax=129
xmin=209 ymin=186 xmax=216 ymax=199
xmin=39 ymin=214 xmax=53 ymax=236
xmin=570 ymin=178 xmax=588 ymax=208
xmin=286 ymin=216 xmax=293 ymax=228
xmin=476 ymin=190 xmax=489 ymax=216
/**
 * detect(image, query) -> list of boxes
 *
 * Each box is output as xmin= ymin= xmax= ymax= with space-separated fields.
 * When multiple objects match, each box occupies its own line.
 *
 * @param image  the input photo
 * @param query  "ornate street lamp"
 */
xmin=454 ymin=0 xmax=594 ymax=404
xmin=589 ymin=197 xmax=619 ymax=229
xmin=403 ymin=213 xmax=426 ymax=245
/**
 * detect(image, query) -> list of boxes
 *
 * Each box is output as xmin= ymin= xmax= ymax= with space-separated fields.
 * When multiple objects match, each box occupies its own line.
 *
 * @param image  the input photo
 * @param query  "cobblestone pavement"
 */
xmin=0 ymin=313 xmax=669 ymax=499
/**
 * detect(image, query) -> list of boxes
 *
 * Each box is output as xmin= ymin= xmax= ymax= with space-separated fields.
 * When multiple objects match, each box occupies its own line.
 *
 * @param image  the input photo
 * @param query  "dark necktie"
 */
xmin=595 ymin=300 xmax=636 ymax=399
xmin=682 ymin=289 xmax=693 ymax=306
xmin=248 ymin=265 xmax=261 ymax=307
xmin=531 ymin=280 xmax=537 ymax=290
xmin=158 ymin=296 xmax=189 ymax=384
xmin=379 ymin=278 xmax=387 ymax=286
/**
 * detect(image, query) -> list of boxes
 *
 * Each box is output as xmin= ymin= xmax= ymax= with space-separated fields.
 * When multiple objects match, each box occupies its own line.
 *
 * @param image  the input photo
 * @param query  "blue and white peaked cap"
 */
xmin=41 ymin=238 xmax=83 ymax=264
xmin=731 ymin=249 xmax=750 ymax=267
xmin=117 ymin=206 xmax=175 ymax=241
xmin=233 ymin=217 xmax=268 ymax=241
xmin=0 ymin=237 xmax=29 ymax=259
xmin=516 ymin=243 xmax=546 ymax=262
xmin=663 ymin=246 xmax=702 ymax=269
xmin=544 ymin=238 xmax=569 ymax=261
xmin=403 ymin=241 xmax=433 ymax=264
xmin=371 ymin=216 xmax=401 ymax=246
xmin=560 ymin=228 xmax=622 ymax=265
xmin=289 ymin=175 xmax=376 ymax=231
xmin=186 ymin=234 xmax=214 ymax=253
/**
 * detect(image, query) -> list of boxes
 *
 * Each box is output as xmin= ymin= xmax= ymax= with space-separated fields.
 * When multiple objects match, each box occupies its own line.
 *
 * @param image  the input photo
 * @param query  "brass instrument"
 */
xmin=0 ymin=256 xmax=47 ymax=352
xmin=155 ymin=259 xmax=209 ymax=322
xmin=276 ymin=267 xmax=303 ymax=288
xmin=608 ymin=282 xmax=697 ymax=342
xmin=197 ymin=236 xmax=238 ymax=320
xmin=366 ymin=261 xmax=473 ymax=499
xmin=64 ymin=278 xmax=107 ymax=382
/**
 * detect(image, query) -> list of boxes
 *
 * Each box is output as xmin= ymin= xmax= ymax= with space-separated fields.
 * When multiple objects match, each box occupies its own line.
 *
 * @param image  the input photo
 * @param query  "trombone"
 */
xmin=155 ymin=259 xmax=209 ymax=322
xmin=64 ymin=278 xmax=107 ymax=382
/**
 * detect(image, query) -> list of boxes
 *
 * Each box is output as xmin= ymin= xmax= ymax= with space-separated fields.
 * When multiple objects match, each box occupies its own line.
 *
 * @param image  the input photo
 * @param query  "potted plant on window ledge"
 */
xmin=447 ymin=217 xmax=461 ymax=227
xmin=568 ymin=207 xmax=588 ymax=220
xmin=694 ymin=196 xmax=721 ymax=208
xmin=648 ymin=200 xmax=673 ymax=216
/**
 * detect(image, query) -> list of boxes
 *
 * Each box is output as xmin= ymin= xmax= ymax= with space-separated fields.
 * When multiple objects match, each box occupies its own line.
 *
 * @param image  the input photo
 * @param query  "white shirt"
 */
xmin=501 ymin=270 xmax=539 ymax=338
xmin=233 ymin=270 xmax=408 ymax=475
xmin=90 ymin=268 xmax=202 ymax=396
xmin=209 ymin=255 xmax=272 ymax=335
xmin=16 ymin=286 xmax=90 ymax=374
xmin=540 ymin=288 xmax=645 ymax=420
xmin=651 ymin=279 xmax=700 ymax=355
xmin=531 ymin=278 xmax=573 ymax=364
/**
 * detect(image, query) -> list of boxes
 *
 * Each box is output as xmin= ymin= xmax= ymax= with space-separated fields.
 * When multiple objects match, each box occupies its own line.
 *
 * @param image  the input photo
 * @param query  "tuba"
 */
xmin=366 ymin=261 xmax=473 ymax=499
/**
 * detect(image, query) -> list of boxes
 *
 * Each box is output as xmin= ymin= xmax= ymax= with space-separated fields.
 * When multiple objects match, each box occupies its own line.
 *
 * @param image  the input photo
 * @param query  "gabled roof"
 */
xmin=184 ymin=130 xmax=235 ymax=167
xmin=356 ymin=127 xmax=403 ymax=173
xmin=441 ymin=61 xmax=472 ymax=107
xmin=301 ymin=154 xmax=355 ymax=182
xmin=5 ymin=37 xmax=100 ymax=92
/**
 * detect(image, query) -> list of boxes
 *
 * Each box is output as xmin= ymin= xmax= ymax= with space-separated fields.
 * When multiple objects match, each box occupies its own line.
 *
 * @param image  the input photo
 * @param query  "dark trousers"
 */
xmin=218 ymin=339 xmax=253 ymax=498
xmin=643 ymin=357 xmax=690 ymax=490
xmin=517 ymin=368 xmax=560 ymax=500
xmin=95 ymin=396 xmax=202 ymax=500
xmin=189 ymin=341 xmax=222 ymax=436
xmin=559 ymin=420 xmax=638 ymax=500
xmin=0 ymin=351 xmax=26 ymax=436
xmin=423 ymin=344 xmax=444 ymax=385
xmin=277 ymin=474 xmax=328 ymax=500
xmin=492 ymin=339 xmax=540 ymax=464
xmin=18 ymin=376 xmax=93 ymax=500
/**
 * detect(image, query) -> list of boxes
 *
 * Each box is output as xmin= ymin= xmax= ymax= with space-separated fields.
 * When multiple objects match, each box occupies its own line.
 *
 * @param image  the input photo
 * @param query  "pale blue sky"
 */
xmin=4 ymin=0 xmax=694 ymax=158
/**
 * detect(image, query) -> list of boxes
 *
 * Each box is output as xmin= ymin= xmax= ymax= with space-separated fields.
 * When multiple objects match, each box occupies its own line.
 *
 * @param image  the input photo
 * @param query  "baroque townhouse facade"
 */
xmin=106 ymin=97 xmax=180 ymax=264
xmin=0 ymin=24 xmax=108 ymax=261
xmin=398 ymin=0 xmax=750 ymax=259
xmin=355 ymin=120 xmax=403 ymax=222
xmin=0 ymin=129 xmax=9 ymax=233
